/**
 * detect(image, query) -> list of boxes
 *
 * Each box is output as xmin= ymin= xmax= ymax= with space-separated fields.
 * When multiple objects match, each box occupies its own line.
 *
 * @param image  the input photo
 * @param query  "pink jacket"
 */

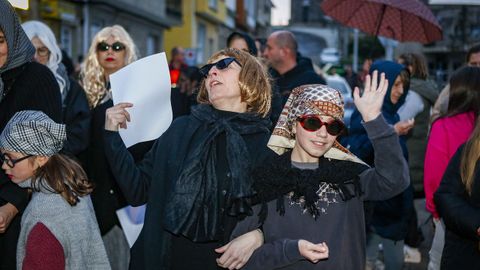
xmin=424 ymin=111 xmax=476 ymax=218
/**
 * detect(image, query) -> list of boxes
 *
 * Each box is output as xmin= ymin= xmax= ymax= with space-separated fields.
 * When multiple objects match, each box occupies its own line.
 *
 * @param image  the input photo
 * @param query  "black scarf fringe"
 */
xmin=252 ymin=151 xmax=368 ymax=224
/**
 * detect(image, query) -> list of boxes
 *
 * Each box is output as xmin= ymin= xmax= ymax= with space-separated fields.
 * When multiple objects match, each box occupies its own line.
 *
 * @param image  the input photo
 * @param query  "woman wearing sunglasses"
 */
xmin=79 ymin=25 xmax=145 ymax=270
xmin=225 ymin=73 xmax=409 ymax=270
xmin=0 ymin=1 xmax=62 ymax=268
xmin=104 ymin=48 xmax=272 ymax=269
xmin=22 ymin=20 xmax=91 ymax=158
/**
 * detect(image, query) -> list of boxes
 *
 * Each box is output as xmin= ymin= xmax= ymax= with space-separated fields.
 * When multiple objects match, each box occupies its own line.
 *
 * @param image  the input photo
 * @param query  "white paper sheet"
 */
xmin=116 ymin=205 xmax=145 ymax=247
xmin=110 ymin=52 xmax=172 ymax=147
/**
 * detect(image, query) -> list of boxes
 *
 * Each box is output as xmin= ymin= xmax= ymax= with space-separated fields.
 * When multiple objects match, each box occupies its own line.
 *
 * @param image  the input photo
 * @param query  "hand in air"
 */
xmin=353 ymin=70 xmax=388 ymax=122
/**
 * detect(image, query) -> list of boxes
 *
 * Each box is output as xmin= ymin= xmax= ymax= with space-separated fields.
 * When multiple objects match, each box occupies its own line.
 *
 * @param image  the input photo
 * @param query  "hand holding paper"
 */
xmin=109 ymin=52 xmax=173 ymax=147
xmin=105 ymin=102 xmax=133 ymax=131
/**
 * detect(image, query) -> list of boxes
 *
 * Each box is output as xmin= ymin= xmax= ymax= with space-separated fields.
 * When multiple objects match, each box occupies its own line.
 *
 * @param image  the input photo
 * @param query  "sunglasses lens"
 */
xmin=216 ymin=58 xmax=233 ymax=70
xmin=326 ymin=121 xmax=344 ymax=135
xmin=97 ymin=42 xmax=109 ymax=51
xmin=112 ymin=42 xmax=125 ymax=51
xmin=199 ymin=64 xmax=213 ymax=78
xmin=302 ymin=117 xmax=322 ymax=131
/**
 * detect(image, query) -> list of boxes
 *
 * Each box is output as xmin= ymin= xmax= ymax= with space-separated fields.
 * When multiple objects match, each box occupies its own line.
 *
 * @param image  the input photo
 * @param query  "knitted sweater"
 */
xmin=17 ymin=180 xmax=110 ymax=270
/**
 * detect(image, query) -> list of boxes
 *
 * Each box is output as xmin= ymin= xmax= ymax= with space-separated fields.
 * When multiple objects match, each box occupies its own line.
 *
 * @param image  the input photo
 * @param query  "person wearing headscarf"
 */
xmin=0 ymin=1 xmax=62 ymax=268
xmin=227 ymin=31 xmax=258 ymax=57
xmin=22 ymin=20 xmax=91 ymax=157
xmin=104 ymin=48 xmax=272 ymax=269
xmin=342 ymin=61 xmax=414 ymax=270
xmin=227 ymin=73 xmax=409 ymax=269
xmin=0 ymin=110 xmax=110 ymax=270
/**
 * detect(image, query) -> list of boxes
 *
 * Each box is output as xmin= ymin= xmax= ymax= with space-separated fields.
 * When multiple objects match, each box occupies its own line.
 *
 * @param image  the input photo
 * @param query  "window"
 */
xmin=209 ymin=0 xmax=217 ymax=10
xmin=146 ymin=35 xmax=158 ymax=56
xmin=60 ymin=25 xmax=73 ymax=56
xmin=196 ymin=23 xmax=206 ymax=64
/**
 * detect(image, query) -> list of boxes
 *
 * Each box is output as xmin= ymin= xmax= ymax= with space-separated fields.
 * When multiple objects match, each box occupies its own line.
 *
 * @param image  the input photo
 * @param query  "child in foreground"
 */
xmin=218 ymin=71 xmax=410 ymax=269
xmin=0 ymin=110 xmax=110 ymax=270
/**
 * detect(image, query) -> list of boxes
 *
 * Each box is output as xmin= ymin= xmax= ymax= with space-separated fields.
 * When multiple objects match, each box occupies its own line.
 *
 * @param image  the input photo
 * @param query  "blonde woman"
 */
xmin=434 ymin=118 xmax=480 ymax=269
xmin=80 ymin=25 xmax=144 ymax=270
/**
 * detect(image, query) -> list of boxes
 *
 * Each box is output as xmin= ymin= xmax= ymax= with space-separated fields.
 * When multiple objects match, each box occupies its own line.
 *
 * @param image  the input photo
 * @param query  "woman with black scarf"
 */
xmin=104 ymin=48 xmax=272 ymax=269
xmin=0 ymin=1 xmax=62 ymax=268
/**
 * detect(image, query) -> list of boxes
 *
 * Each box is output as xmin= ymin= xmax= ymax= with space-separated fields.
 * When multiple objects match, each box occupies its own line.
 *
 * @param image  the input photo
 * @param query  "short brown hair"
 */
xmin=197 ymin=48 xmax=272 ymax=117
xmin=398 ymin=53 xmax=428 ymax=80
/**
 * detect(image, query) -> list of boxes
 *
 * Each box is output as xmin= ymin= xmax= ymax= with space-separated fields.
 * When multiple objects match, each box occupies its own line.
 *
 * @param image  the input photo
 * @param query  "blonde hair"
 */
xmin=197 ymin=48 xmax=271 ymax=117
xmin=460 ymin=117 xmax=480 ymax=195
xmin=80 ymin=25 xmax=138 ymax=108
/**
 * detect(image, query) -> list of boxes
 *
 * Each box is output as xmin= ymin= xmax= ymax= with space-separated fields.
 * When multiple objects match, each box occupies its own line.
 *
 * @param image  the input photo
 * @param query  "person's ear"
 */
xmin=35 ymin=156 xmax=49 ymax=168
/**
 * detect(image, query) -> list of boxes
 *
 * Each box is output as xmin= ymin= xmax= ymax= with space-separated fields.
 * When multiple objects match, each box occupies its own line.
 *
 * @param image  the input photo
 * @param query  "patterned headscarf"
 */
xmin=0 ymin=0 xmax=35 ymax=102
xmin=268 ymin=84 xmax=365 ymax=164
xmin=0 ymin=110 xmax=66 ymax=156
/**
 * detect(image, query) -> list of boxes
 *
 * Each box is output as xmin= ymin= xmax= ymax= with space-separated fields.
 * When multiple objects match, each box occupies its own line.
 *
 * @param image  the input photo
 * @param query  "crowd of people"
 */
xmin=0 ymin=0 xmax=479 ymax=269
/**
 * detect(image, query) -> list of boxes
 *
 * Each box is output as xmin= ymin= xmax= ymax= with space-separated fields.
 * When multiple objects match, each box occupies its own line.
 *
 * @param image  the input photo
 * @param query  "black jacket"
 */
xmin=85 ymin=99 xmax=153 ymax=235
xmin=62 ymin=78 xmax=91 ymax=156
xmin=0 ymin=61 xmax=62 ymax=270
xmin=270 ymin=56 xmax=326 ymax=107
xmin=104 ymin=107 xmax=272 ymax=270
xmin=435 ymin=145 xmax=480 ymax=270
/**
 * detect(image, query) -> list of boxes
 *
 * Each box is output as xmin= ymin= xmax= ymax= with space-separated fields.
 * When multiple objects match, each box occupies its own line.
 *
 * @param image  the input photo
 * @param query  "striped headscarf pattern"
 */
xmin=0 ymin=0 xmax=35 ymax=102
xmin=268 ymin=84 xmax=366 ymax=165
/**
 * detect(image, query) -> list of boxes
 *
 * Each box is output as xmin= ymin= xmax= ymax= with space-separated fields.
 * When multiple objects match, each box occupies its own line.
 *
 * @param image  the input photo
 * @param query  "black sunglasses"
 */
xmin=297 ymin=115 xmax=345 ymax=136
xmin=0 ymin=153 xmax=33 ymax=168
xmin=199 ymin=57 xmax=241 ymax=78
xmin=96 ymin=41 xmax=126 ymax=52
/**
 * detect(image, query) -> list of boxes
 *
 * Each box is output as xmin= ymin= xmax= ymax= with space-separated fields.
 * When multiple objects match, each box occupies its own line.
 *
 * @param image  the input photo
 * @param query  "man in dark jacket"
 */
xmin=264 ymin=31 xmax=326 ymax=123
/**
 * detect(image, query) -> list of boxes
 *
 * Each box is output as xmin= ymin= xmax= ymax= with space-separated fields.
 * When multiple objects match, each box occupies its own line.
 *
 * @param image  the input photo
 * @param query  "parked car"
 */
xmin=325 ymin=74 xmax=355 ymax=126
xmin=320 ymin=48 xmax=340 ymax=65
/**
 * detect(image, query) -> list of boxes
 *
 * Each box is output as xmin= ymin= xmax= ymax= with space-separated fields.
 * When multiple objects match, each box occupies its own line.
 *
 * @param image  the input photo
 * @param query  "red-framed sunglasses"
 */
xmin=297 ymin=115 xmax=345 ymax=136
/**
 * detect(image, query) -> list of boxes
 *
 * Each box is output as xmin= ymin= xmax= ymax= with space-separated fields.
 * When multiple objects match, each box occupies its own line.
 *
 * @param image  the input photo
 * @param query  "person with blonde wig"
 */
xmin=80 ymin=25 xmax=142 ymax=270
xmin=104 ymin=48 xmax=273 ymax=269
xmin=434 ymin=117 xmax=480 ymax=269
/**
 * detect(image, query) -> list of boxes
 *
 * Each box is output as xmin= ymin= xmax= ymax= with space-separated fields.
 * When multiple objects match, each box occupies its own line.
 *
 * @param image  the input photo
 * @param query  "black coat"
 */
xmin=0 ymin=61 xmax=62 ymax=270
xmin=85 ymin=99 xmax=153 ymax=235
xmin=435 ymin=145 xmax=480 ymax=270
xmin=61 ymin=78 xmax=91 ymax=157
xmin=104 ymin=108 xmax=272 ymax=270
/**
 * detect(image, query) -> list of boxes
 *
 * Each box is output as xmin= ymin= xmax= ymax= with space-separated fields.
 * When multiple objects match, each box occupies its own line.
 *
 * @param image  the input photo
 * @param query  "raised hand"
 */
xmin=353 ymin=70 xmax=388 ymax=122
xmin=298 ymin=240 xmax=329 ymax=263
xmin=105 ymin=102 xmax=133 ymax=131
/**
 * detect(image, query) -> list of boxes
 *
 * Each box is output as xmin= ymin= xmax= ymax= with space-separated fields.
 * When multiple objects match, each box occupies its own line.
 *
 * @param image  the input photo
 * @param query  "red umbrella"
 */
xmin=321 ymin=0 xmax=443 ymax=44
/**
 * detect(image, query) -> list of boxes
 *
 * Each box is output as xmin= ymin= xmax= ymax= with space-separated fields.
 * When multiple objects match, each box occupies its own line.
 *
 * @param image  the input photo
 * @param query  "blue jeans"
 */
xmin=366 ymin=232 xmax=404 ymax=270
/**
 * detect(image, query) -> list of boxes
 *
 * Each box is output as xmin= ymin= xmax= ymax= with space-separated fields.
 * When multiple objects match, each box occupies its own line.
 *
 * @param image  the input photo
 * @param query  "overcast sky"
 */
xmin=271 ymin=0 xmax=291 ymax=26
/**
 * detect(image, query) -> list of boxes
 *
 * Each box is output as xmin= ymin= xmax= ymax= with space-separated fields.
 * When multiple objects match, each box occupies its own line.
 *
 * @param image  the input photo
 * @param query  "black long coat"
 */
xmin=104 ymin=109 xmax=272 ymax=270
xmin=435 ymin=145 xmax=480 ymax=270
